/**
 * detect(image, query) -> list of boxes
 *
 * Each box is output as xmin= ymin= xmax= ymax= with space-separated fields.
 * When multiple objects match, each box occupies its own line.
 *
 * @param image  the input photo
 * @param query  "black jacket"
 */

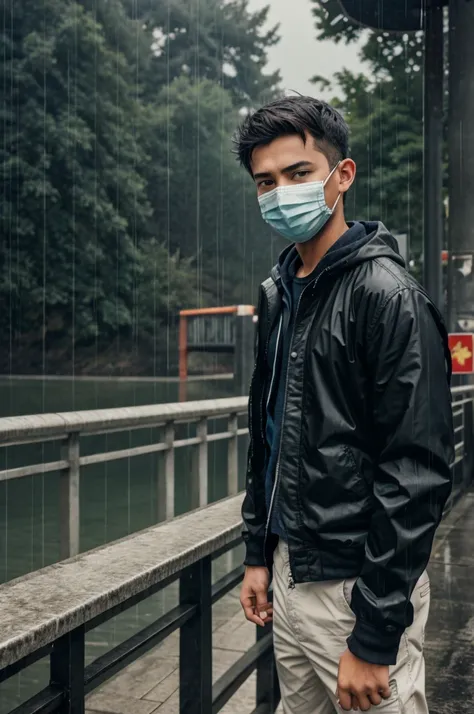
xmin=242 ymin=222 xmax=454 ymax=665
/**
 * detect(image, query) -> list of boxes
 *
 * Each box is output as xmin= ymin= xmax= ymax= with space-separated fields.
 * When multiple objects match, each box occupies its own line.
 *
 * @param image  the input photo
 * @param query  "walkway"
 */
xmin=85 ymin=492 xmax=474 ymax=714
xmin=86 ymin=585 xmax=260 ymax=714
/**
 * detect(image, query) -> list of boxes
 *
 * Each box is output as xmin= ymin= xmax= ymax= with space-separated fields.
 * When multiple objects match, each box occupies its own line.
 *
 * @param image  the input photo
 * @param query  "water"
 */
xmin=0 ymin=377 xmax=246 ymax=711
xmin=0 ymin=375 xmax=235 ymax=417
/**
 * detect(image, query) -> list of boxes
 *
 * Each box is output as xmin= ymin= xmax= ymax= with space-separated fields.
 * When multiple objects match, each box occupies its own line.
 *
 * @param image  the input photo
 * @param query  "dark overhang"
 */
xmin=337 ymin=0 xmax=448 ymax=33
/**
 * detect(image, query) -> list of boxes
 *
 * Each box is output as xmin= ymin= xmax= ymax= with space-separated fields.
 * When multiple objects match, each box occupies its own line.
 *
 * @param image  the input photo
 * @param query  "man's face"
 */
xmin=250 ymin=132 xmax=354 ymax=209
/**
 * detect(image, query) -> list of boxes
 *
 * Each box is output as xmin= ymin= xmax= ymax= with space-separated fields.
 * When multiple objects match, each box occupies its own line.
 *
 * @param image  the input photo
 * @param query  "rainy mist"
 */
xmin=0 ymin=1 xmax=473 ymax=713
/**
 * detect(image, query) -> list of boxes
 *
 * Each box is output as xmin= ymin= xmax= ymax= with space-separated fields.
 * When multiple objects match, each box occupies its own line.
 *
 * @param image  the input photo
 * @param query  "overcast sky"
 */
xmin=247 ymin=0 xmax=369 ymax=101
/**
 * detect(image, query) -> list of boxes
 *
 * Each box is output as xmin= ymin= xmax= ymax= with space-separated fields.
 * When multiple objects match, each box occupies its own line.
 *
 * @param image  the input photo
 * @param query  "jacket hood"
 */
xmin=270 ymin=221 xmax=405 ymax=284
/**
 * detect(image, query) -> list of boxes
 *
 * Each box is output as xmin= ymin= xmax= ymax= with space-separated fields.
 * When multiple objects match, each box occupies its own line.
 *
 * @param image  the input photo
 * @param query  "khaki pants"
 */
xmin=273 ymin=541 xmax=430 ymax=714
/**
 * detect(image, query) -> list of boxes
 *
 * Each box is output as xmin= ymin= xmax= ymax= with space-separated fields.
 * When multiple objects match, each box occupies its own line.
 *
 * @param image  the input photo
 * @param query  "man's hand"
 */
xmin=336 ymin=649 xmax=391 ymax=711
xmin=240 ymin=566 xmax=273 ymax=627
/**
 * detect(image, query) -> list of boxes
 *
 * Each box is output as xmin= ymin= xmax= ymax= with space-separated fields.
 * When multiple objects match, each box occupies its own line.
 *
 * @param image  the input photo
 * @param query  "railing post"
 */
xmin=50 ymin=625 xmax=85 ymax=713
xmin=164 ymin=423 xmax=175 ymax=520
xmin=192 ymin=418 xmax=208 ymax=508
xmin=227 ymin=413 xmax=239 ymax=496
xmin=60 ymin=432 xmax=80 ymax=560
xmin=179 ymin=557 xmax=212 ymax=714
xmin=256 ymin=594 xmax=280 ymax=712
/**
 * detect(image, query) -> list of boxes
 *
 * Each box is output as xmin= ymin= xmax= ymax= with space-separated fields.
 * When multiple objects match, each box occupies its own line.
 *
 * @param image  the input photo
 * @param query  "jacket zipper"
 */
xmin=263 ymin=267 xmax=330 ymax=580
xmin=266 ymin=313 xmax=283 ymax=412
xmin=259 ymin=310 xmax=271 ymax=447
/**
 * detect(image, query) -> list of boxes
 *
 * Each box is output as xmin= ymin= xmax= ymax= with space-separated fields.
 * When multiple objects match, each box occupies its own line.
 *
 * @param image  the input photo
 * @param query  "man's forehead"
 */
xmin=250 ymin=134 xmax=328 ymax=174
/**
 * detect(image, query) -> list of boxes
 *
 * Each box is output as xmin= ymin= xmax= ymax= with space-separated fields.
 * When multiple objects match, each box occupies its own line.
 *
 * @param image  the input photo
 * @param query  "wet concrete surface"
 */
xmin=83 ymin=492 xmax=474 ymax=714
xmin=0 ymin=495 xmax=243 ymax=670
xmin=425 ymin=492 xmax=474 ymax=713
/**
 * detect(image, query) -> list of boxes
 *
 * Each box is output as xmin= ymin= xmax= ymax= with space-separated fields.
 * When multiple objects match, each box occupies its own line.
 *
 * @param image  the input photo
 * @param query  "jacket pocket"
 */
xmin=342 ymin=445 xmax=370 ymax=499
xmin=414 ymin=571 xmax=430 ymax=599
xmin=340 ymin=577 xmax=357 ymax=616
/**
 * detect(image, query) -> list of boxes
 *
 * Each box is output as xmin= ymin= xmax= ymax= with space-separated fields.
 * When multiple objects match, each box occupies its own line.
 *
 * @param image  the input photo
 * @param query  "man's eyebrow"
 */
xmin=253 ymin=170 xmax=272 ymax=181
xmin=253 ymin=161 xmax=313 ymax=182
xmin=282 ymin=160 xmax=313 ymax=174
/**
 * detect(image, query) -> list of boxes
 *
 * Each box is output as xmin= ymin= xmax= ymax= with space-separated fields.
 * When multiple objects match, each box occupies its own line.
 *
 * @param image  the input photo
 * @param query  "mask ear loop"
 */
xmin=323 ymin=160 xmax=342 ymax=212
xmin=330 ymin=192 xmax=342 ymax=212
xmin=323 ymin=160 xmax=341 ymax=186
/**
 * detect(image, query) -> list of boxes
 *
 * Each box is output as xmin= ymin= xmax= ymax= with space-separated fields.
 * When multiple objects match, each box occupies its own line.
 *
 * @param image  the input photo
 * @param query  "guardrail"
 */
xmin=449 ymin=384 xmax=474 ymax=505
xmin=0 ymin=386 xmax=472 ymax=714
xmin=0 ymin=496 xmax=280 ymax=714
xmin=0 ymin=397 xmax=248 ymax=559
xmin=0 ymin=385 xmax=472 ymax=564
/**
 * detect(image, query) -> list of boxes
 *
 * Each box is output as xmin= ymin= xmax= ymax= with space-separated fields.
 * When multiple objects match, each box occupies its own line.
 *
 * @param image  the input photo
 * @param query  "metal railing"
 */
xmin=0 ymin=386 xmax=472 ymax=714
xmin=0 ymin=496 xmax=280 ymax=714
xmin=449 ymin=384 xmax=474 ymax=505
xmin=0 ymin=385 xmax=472 ymax=563
xmin=0 ymin=397 xmax=248 ymax=559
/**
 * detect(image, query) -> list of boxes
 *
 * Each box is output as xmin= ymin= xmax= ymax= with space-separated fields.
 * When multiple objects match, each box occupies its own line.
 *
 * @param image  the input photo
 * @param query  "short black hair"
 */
xmin=235 ymin=95 xmax=349 ymax=175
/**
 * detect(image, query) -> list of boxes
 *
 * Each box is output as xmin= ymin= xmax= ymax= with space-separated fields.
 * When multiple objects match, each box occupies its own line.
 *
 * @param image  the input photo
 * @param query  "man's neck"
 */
xmin=295 ymin=214 xmax=350 ymax=279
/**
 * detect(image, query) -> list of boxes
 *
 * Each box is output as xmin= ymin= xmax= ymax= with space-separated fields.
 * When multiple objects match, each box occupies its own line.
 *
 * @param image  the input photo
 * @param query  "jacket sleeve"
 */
xmin=241 ymin=433 xmax=267 ymax=567
xmin=347 ymin=287 xmax=454 ymax=665
xmin=242 ymin=290 xmax=268 ymax=567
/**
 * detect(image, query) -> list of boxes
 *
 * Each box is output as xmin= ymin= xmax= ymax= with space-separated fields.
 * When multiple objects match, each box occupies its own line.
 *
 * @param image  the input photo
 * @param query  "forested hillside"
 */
xmin=0 ymin=0 xmax=429 ymax=375
xmin=0 ymin=0 xmax=283 ymax=375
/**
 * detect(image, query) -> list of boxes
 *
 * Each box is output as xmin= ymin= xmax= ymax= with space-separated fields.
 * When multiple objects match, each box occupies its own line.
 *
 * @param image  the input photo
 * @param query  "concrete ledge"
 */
xmin=0 ymin=383 xmax=468 ymax=444
xmin=0 ymin=495 xmax=243 ymax=670
xmin=0 ymin=397 xmax=248 ymax=444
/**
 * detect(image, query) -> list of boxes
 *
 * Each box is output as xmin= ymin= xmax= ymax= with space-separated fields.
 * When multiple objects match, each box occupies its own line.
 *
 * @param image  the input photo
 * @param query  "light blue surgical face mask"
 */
xmin=257 ymin=162 xmax=341 ymax=243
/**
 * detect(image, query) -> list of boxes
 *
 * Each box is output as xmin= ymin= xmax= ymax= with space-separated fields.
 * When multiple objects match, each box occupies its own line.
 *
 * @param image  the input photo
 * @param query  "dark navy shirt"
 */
xmin=264 ymin=222 xmax=368 ymax=538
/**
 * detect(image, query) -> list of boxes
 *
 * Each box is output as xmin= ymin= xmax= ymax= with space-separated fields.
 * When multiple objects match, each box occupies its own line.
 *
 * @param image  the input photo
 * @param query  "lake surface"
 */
xmin=0 ymin=376 xmax=246 ymax=711
xmin=0 ymin=374 xmax=236 ymax=417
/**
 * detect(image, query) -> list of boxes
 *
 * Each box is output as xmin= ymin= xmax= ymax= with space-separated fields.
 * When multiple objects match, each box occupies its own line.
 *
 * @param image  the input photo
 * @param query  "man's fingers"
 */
xmin=336 ymin=687 xmax=352 ymax=711
xmin=240 ymin=592 xmax=266 ymax=627
xmin=256 ymin=601 xmax=273 ymax=621
xmin=336 ymin=649 xmax=392 ymax=712
xmin=381 ymin=683 xmax=392 ymax=699
xmin=338 ymin=683 xmax=390 ymax=712
xmin=354 ymin=692 xmax=371 ymax=712
xmin=368 ymin=691 xmax=383 ymax=706
xmin=240 ymin=568 xmax=271 ymax=627
xmin=246 ymin=610 xmax=266 ymax=627
xmin=255 ymin=589 xmax=269 ymax=611
xmin=241 ymin=599 xmax=265 ymax=626
xmin=243 ymin=584 xmax=270 ymax=626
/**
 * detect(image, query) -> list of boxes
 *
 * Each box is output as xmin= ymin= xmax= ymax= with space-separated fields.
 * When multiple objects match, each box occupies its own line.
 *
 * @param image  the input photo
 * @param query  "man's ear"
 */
xmin=338 ymin=158 xmax=356 ymax=197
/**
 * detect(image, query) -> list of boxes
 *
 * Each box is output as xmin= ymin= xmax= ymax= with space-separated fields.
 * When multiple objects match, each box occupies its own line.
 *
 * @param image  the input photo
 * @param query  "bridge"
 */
xmin=0 ymin=386 xmax=473 ymax=713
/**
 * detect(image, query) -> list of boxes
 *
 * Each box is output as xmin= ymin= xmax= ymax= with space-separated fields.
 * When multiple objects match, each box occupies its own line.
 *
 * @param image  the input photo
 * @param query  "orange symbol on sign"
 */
xmin=451 ymin=340 xmax=472 ymax=366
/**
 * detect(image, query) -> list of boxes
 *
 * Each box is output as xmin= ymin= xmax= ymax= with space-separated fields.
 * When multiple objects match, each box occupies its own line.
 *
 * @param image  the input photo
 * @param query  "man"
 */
xmin=236 ymin=96 xmax=454 ymax=713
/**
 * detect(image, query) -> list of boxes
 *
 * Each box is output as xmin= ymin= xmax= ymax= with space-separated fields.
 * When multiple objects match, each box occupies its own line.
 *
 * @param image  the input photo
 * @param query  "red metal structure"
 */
xmin=178 ymin=305 xmax=255 ymax=382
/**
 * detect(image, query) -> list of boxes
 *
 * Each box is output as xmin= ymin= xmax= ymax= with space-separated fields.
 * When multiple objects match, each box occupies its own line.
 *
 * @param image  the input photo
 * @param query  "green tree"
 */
xmin=0 ymin=0 xmax=155 ymax=364
xmin=133 ymin=0 xmax=281 ymax=106
xmin=148 ymin=75 xmax=278 ymax=309
xmin=0 ymin=0 xmax=281 ymax=374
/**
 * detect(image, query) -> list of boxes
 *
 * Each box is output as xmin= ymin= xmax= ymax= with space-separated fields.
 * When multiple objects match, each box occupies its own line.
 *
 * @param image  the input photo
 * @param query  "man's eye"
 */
xmin=294 ymin=171 xmax=310 ymax=179
xmin=258 ymin=179 xmax=274 ymax=188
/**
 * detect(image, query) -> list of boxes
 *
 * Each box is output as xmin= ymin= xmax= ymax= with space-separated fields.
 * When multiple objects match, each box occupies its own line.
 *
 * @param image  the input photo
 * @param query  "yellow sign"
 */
xmin=451 ymin=340 xmax=472 ymax=366
xmin=449 ymin=333 xmax=474 ymax=373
